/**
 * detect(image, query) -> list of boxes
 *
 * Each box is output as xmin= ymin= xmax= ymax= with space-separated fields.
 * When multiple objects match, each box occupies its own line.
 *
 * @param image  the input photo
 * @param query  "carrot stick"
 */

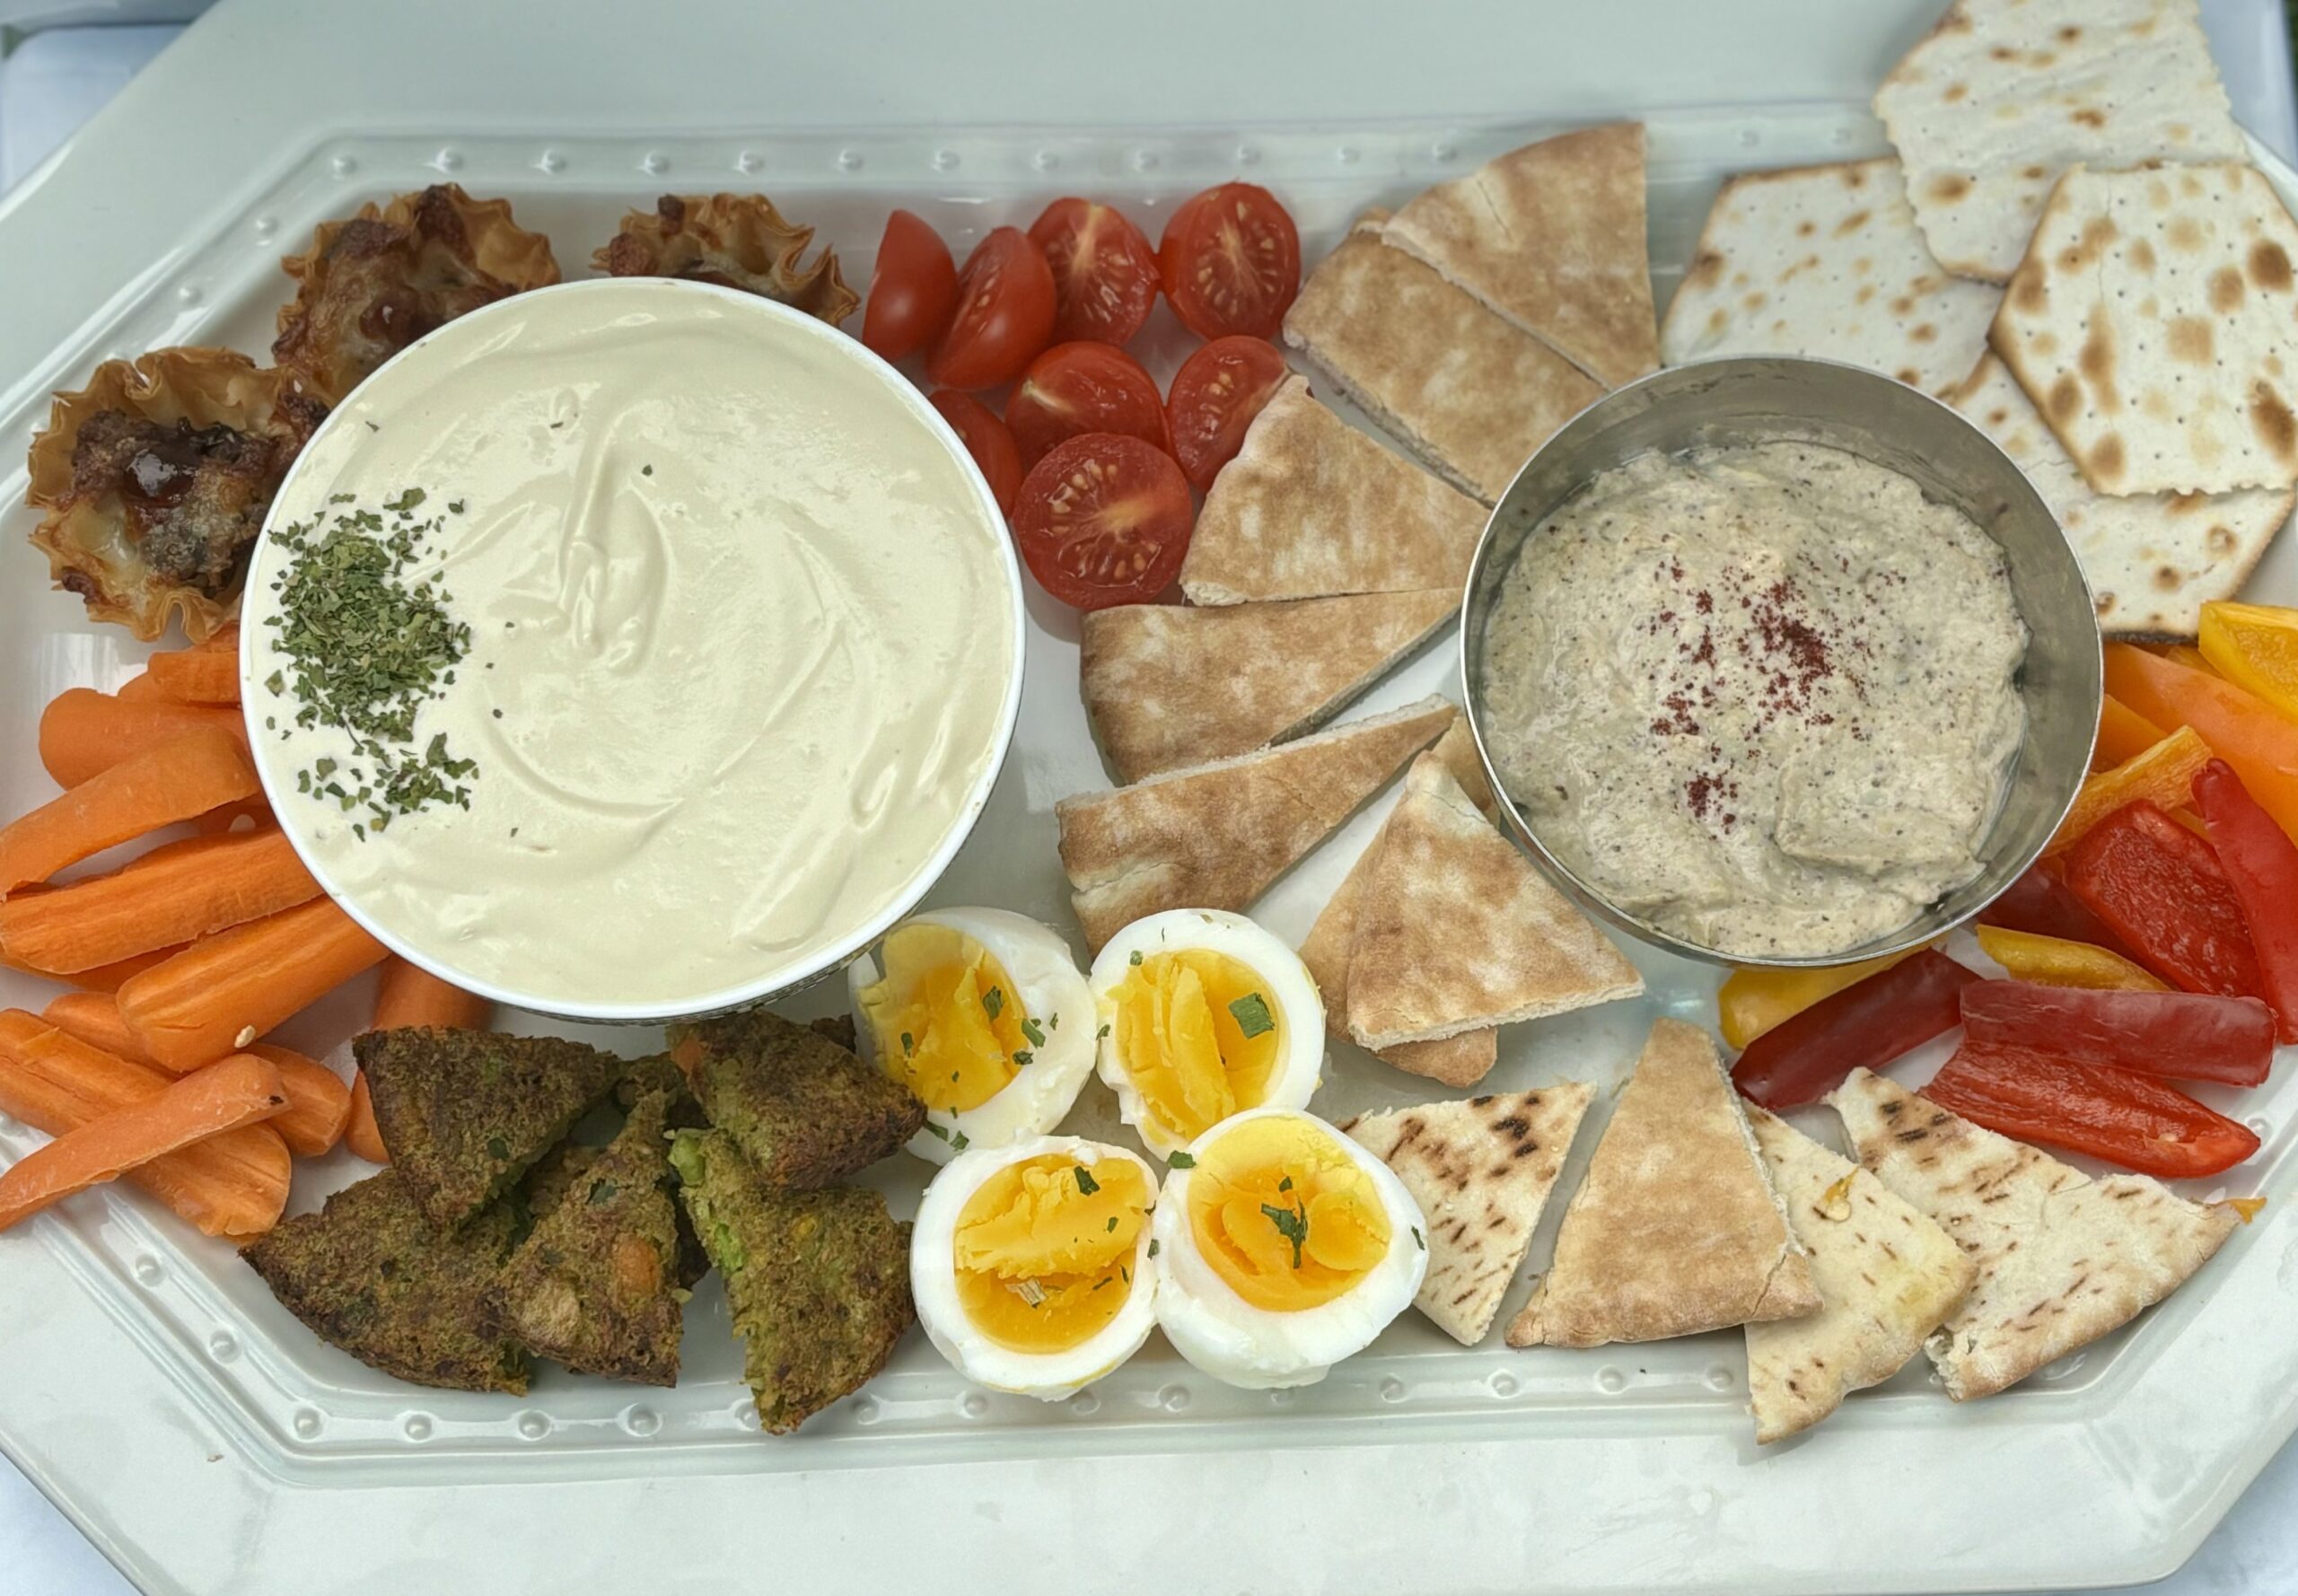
xmin=115 ymin=671 xmax=170 ymax=702
xmin=194 ymin=798 xmax=275 ymax=835
xmin=0 ymin=1012 xmax=290 ymax=1238
xmin=345 ymin=1070 xmax=388 ymax=1164
xmin=38 ymin=689 xmax=248 ymax=788
xmin=371 ymin=956 xmax=493 ymax=1032
xmin=144 ymin=645 xmax=241 ymax=706
xmin=0 ymin=943 xmax=185 ymax=993
xmin=0 ymin=725 xmax=259 ymax=892
xmin=244 ymin=1042 xmax=351 ymax=1156
xmin=41 ymin=993 xmax=158 ymax=1066
xmin=0 ymin=1051 xmax=287 ymax=1232
xmin=117 ymin=897 xmax=387 ymax=1072
xmin=0 ymin=828 xmax=320 ymax=974
xmin=191 ymin=623 xmax=241 ymax=655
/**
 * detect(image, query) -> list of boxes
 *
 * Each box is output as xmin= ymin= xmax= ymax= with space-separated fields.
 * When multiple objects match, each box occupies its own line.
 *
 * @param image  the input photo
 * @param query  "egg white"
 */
xmin=1087 ymin=908 xmax=1324 ymax=1159
xmin=1151 ymin=1107 xmax=1427 ymax=1390
xmin=910 ymin=1135 xmax=1162 ymax=1400
xmin=849 ymin=907 xmax=1096 ymax=1164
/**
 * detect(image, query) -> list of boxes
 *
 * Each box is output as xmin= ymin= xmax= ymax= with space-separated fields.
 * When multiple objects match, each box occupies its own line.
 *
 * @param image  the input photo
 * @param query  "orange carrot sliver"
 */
xmin=0 ymin=943 xmax=185 ymax=994
xmin=118 ymin=898 xmax=387 ymax=1072
xmin=42 ymin=993 xmax=158 ymax=1066
xmin=345 ymin=1068 xmax=389 ymax=1164
xmin=0 ymin=1051 xmax=286 ymax=1232
xmin=145 ymin=645 xmax=241 ymax=706
xmin=245 ymin=1043 xmax=351 ymax=1156
xmin=371 ymin=956 xmax=492 ymax=1032
xmin=115 ymin=671 xmax=171 ymax=702
xmin=0 ymin=725 xmax=259 ymax=893
xmin=37 ymin=688 xmax=248 ymax=789
xmin=0 ymin=828 xmax=319 ymax=974
xmin=2094 ymin=695 xmax=2169 ymax=770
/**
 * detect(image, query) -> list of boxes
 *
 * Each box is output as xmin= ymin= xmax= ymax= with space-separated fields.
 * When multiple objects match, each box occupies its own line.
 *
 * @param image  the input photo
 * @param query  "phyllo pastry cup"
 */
xmin=594 ymin=193 xmax=858 ymax=324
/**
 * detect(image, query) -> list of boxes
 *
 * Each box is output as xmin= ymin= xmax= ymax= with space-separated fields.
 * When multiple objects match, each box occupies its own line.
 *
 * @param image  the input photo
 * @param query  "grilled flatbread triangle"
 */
xmin=1508 ymin=1019 xmax=1818 ymax=1347
xmin=1056 ymin=696 xmax=1456 ymax=953
xmin=1344 ymin=753 xmax=1641 ymax=1052
xmin=1078 ymin=588 xmax=1457 ymax=785
xmin=1344 ymin=1084 xmax=1595 ymax=1346
xmin=1382 ymin=123 xmax=1659 ymax=388
xmin=1179 ymin=375 xmax=1487 ymax=606
xmin=1829 ymin=1067 xmax=2240 ymax=1400
xmin=1743 ymin=1106 xmax=1977 ymax=1443
xmin=1284 ymin=210 xmax=1601 ymax=503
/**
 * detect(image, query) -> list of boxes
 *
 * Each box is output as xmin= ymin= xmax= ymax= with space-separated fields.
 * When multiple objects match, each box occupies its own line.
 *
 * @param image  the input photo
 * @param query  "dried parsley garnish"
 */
xmin=263 ymin=488 xmax=478 ymax=834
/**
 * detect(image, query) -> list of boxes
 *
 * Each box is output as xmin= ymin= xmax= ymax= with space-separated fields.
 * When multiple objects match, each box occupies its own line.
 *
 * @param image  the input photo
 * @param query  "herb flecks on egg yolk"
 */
xmin=1187 ymin=1117 xmax=1391 ymax=1313
xmin=859 ymin=923 xmax=1031 ymax=1111
xmin=1112 ymin=949 xmax=1285 ymax=1144
xmin=953 ymin=1154 xmax=1151 ymax=1353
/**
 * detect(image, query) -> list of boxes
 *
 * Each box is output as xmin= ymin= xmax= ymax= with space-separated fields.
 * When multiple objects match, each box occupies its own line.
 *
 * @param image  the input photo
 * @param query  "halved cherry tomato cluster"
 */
xmin=857 ymin=186 xmax=1302 ymax=610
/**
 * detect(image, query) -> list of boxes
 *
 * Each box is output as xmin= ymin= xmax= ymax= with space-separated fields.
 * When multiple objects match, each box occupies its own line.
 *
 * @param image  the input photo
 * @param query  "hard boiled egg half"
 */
xmin=1087 ymin=908 xmax=1323 ymax=1159
xmin=912 ymin=1136 xmax=1161 ymax=1399
xmin=851 ymin=908 xmax=1097 ymax=1163
xmin=1153 ymin=1108 xmax=1426 ymax=1389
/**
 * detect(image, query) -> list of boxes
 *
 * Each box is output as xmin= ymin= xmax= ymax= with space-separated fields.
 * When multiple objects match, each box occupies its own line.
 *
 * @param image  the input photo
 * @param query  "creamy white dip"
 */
xmin=1479 ymin=442 xmax=2026 ymax=959
xmin=243 ymin=278 xmax=1017 ymax=1013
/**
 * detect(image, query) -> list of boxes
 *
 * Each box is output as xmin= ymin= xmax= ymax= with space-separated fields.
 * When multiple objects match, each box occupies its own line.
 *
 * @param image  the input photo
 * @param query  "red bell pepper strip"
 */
xmin=1922 ymin=1039 xmax=2259 ymax=1179
xmin=1731 ymin=948 xmax=1978 ymax=1109
xmin=1958 ymin=979 xmax=2273 ymax=1087
xmin=1978 ymin=863 xmax=2139 ymax=961
xmin=2062 ymin=802 xmax=2264 ymax=1003
xmin=2193 ymin=758 xmax=2298 ymax=1043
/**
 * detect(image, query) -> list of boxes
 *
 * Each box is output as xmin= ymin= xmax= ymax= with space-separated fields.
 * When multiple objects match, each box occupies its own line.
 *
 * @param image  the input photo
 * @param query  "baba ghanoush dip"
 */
xmin=1478 ymin=441 xmax=2026 ymax=960
xmin=242 ymin=278 xmax=1016 ymax=1012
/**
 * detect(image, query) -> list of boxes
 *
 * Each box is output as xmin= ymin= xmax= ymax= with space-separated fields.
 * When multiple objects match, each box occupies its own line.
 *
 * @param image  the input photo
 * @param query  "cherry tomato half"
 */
xmin=1028 ymin=197 xmax=1161 ymax=346
xmin=927 ymin=227 xmax=1057 ymax=389
xmin=1005 ymin=342 xmax=1171 ymax=469
xmin=1159 ymin=182 xmax=1302 ymax=342
xmin=862 ymin=210 xmax=958 ymax=362
xmin=1011 ymin=433 xmax=1194 ymax=610
xmin=929 ymin=389 xmax=1023 ymax=516
xmin=1164 ymin=335 xmax=1290 ymax=491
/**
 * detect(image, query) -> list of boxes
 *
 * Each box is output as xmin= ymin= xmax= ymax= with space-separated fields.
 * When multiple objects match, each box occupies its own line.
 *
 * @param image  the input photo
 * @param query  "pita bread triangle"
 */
xmin=1742 ymin=1107 xmax=1976 ymax=1443
xmin=1078 ymin=588 xmax=1457 ymax=785
xmin=1179 ymin=376 xmax=1487 ymax=607
xmin=1343 ymin=753 xmax=1641 ymax=1052
xmin=1056 ymin=696 xmax=1455 ymax=953
xmin=1508 ymin=1019 xmax=1818 ymax=1348
xmin=1343 ymin=1083 xmax=1596 ymax=1346
xmin=1382 ymin=123 xmax=1659 ymax=388
xmin=1829 ymin=1067 xmax=2240 ymax=1400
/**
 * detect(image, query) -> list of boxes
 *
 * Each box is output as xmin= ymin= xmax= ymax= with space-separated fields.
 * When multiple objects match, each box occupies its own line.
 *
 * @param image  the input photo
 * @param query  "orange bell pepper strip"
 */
xmin=2093 ymin=695 xmax=2169 ymax=770
xmin=1972 ymin=925 xmax=2171 ymax=992
xmin=2102 ymin=644 xmax=2298 ymax=843
xmin=1716 ymin=948 xmax=1924 ymax=1050
xmin=2045 ymin=725 xmax=2214 ymax=857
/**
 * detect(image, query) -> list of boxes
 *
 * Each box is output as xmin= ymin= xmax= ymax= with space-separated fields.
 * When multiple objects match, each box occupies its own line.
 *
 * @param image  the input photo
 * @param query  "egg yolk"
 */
xmin=1110 ymin=949 xmax=1285 ymax=1144
xmin=953 ymin=1154 xmax=1151 ymax=1354
xmin=859 ymin=924 xmax=1032 ymax=1111
xmin=1185 ymin=1117 xmax=1391 ymax=1313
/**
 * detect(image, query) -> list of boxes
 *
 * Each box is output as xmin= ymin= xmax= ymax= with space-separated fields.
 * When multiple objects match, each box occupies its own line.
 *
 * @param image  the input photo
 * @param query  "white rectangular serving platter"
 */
xmin=3 ymin=6 xmax=2298 ymax=1593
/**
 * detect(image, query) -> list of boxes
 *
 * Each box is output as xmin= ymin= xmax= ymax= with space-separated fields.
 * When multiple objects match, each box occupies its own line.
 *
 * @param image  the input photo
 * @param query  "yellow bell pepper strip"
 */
xmin=2103 ymin=643 xmax=2298 ymax=844
xmin=1972 ymin=925 xmax=2170 ymax=992
xmin=2093 ymin=694 xmax=2169 ymax=770
xmin=2045 ymin=725 xmax=2214 ymax=857
xmin=1715 ymin=947 xmax=1921 ymax=1051
xmin=2200 ymin=601 xmax=2298 ymax=720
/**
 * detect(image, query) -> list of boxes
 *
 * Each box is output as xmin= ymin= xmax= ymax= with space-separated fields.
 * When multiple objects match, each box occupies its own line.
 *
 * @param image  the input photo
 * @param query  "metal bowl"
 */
xmin=1458 ymin=355 xmax=2102 ymax=969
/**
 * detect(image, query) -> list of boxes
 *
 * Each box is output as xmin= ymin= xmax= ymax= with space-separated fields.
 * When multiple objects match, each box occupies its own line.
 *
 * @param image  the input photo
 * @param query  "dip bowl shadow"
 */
xmin=1458 ymin=355 xmax=2102 ymax=970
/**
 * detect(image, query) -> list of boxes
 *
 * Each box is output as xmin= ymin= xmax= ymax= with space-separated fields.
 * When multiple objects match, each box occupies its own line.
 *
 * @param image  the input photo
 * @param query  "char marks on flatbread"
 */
xmin=1991 ymin=160 xmax=2298 ymax=495
xmin=1078 ymin=589 xmax=1457 ymax=784
xmin=1829 ymin=1068 xmax=2239 ymax=1400
xmin=1383 ymin=124 xmax=1659 ymax=388
xmin=1344 ymin=1085 xmax=1595 ymax=1346
xmin=1874 ymin=0 xmax=2243 ymax=283
xmin=1508 ymin=1020 xmax=1818 ymax=1348
xmin=1743 ymin=1107 xmax=1977 ymax=1443
xmin=1179 ymin=376 xmax=1487 ymax=606
xmin=1344 ymin=754 xmax=1641 ymax=1053
xmin=1284 ymin=212 xmax=1602 ymax=502
xmin=1056 ymin=697 xmax=1456 ymax=952
xmin=1660 ymin=157 xmax=1999 ymax=396
xmin=1951 ymin=355 xmax=2292 ymax=637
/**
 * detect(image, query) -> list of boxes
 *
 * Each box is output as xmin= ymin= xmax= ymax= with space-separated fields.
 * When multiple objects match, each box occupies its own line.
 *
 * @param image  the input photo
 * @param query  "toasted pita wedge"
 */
xmin=1284 ymin=212 xmax=1601 ymax=503
xmin=1660 ymin=158 xmax=1999 ymax=397
xmin=1743 ymin=1107 xmax=1977 ymax=1443
xmin=1345 ymin=755 xmax=1641 ymax=1052
xmin=1992 ymin=161 xmax=2298 ymax=495
xmin=1951 ymin=355 xmax=2291 ymax=637
xmin=1057 ymin=697 xmax=1455 ymax=952
xmin=1180 ymin=377 xmax=1487 ymax=606
xmin=1344 ymin=1085 xmax=1595 ymax=1345
xmin=1508 ymin=1020 xmax=1818 ymax=1347
xmin=1873 ymin=0 xmax=2243 ymax=283
xmin=1078 ymin=589 xmax=1457 ymax=784
xmin=1382 ymin=124 xmax=1658 ymax=388
xmin=1829 ymin=1067 xmax=2239 ymax=1400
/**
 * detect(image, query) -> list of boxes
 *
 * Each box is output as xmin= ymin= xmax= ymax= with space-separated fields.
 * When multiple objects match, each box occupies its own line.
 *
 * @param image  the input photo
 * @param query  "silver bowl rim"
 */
xmin=1455 ymin=353 xmax=2103 ymax=970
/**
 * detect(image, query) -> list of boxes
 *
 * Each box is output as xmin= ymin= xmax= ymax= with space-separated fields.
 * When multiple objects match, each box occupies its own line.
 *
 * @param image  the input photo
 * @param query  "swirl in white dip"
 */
xmin=243 ymin=279 xmax=1017 ymax=1012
